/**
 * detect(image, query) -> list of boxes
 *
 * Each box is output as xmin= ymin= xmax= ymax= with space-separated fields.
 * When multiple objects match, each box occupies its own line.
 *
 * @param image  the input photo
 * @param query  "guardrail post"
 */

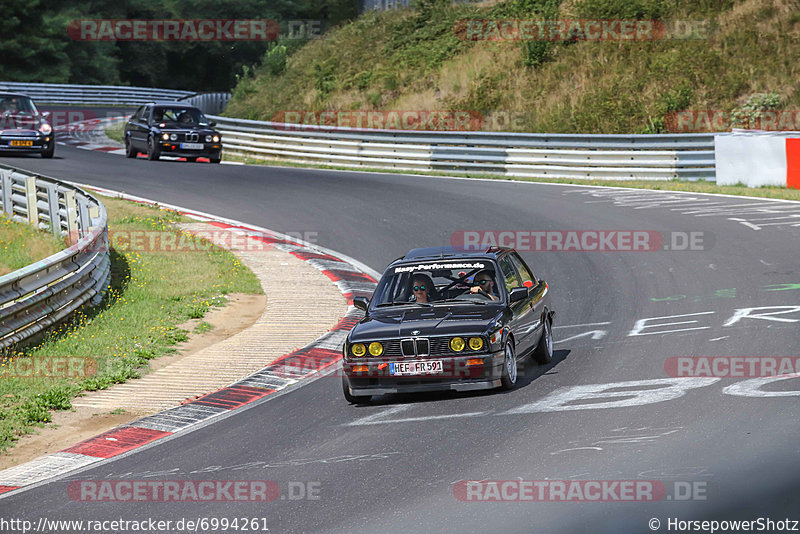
xmin=76 ymin=195 xmax=90 ymax=232
xmin=1 ymin=169 xmax=11 ymax=216
xmin=25 ymin=175 xmax=39 ymax=226
xmin=45 ymin=182 xmax=62 ymax=236
xmin=65 ymin=190 xmax=79 ymax=244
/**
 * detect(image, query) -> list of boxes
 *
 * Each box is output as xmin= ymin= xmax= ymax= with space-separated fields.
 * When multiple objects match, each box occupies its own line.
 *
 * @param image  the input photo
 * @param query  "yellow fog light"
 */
xmin=351 ymin=343 xmax=366 ymax=357
xmin=469 ymin=337 xmax=484 ymax=351
xmin=450 ymin=337 xmax=465 ymax=352
xmin=368 ymin=342 xmax=384 ymax=356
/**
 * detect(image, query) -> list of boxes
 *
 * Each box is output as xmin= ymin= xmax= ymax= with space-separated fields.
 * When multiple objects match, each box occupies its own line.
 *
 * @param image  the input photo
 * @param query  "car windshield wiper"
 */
xmin=439 ymin=299 xmax=488 ymax=305
xmin=376 ymin=300 xmax=432 ymax=308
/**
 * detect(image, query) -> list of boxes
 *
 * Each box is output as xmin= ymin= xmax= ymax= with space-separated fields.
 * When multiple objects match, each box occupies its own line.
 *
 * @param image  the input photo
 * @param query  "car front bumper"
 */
xmin=0 ymin=134 xmax=52 ymax=153
xmin=343 ymin=349 xmax=505 ymax=396
xmin=158 ymin=142 xmax=221 ymax=158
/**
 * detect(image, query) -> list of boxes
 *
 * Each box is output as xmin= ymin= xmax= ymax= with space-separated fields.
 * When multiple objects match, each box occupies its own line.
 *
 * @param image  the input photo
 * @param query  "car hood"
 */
xmin=350 ymin=305 xmax=502 ymax=341
xmin=0 ymin=114 xmax=44 ymax=132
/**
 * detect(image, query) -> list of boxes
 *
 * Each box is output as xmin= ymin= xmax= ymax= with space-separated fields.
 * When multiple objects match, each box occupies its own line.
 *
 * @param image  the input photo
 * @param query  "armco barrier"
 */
xmin=0 ymin=164 xmax=110 ymax=350
xmin=207 ymin=115 xmax=717 ymax=181
xmin=0 ymin=82 xmax=231 ymax=113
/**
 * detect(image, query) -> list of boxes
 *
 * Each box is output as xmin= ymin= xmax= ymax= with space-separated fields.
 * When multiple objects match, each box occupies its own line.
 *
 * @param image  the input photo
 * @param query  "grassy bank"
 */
xmin=0 ymin=196 xmax=263 ymax=452
xmin=104 ymin=121 xmax=124 ymax=144
xmin=0 ymin=217 xmax=66 ymax=277
xmin=226 ymin=0 xmax=800 ymax=134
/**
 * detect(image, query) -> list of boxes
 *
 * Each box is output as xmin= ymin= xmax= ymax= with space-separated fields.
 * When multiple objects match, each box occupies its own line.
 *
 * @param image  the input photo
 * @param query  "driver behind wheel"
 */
xmin=469 ymin=270 xmax=499 ymax=301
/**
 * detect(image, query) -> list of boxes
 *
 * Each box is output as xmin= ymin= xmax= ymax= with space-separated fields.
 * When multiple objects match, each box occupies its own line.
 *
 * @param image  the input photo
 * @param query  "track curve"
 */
xmin=2 ymin=140 xmax=799 ymax=533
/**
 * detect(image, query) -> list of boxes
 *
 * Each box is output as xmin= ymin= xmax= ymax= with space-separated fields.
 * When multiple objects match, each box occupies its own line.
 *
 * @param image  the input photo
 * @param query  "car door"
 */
xmin=498 ymin=254 xmax=536 ymax=357
xmin=509 ymin=252 xmax=546 ymax=352
xmin=128 ymin=105 xmax=149 ymax=149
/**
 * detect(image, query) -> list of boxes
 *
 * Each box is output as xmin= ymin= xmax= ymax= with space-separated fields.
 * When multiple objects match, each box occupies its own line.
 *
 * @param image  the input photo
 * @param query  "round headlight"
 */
xmin=351 ymin=343 xmax=366 ymax=357
xmin=450 ymin=337 xmax=465 ymax=352
xmin=212 ymin=135 xmax=220 ymax=143
xmin=205 ymin=135 xmax=213 ymax=142
xmin=368 ymin=342 xmax=384 ymax=356
xmin=469 ymin=337 xmax=484 ymax=351
xmin=39 ymin=122 xmax=52 ymax=135
xmin=161 ymin=133 xmax=169 ymax=141
xmin=170 ymin=133 xmax=178 ymax=141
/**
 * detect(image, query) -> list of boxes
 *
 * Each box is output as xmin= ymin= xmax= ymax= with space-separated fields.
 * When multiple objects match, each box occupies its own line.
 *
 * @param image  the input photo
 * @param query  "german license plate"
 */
xmin=9 ymin=140 xmax=33 ymax=147
xmin=180 ymin=142 xmax=204 ymax=150
xmin=390 ymin=360 xmax=443 ymax=376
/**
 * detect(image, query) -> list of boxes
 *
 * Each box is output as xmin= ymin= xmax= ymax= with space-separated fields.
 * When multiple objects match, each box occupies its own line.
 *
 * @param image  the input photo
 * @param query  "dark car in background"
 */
xmin=342 ymin=247 xmax=555 ymax=403
xmin=0 ymin=93 xmax=55 ymax=158
xmin=124 ymin=103 xmax=222 ymax=163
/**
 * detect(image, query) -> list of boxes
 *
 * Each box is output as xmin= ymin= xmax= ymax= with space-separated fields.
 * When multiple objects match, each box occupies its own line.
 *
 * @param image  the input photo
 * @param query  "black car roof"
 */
xmin=391 ymin=246 xmax=512 ymax=266
xmin=148 ymin=102 xmax=198 ymax=109
xmin=0 ymin=92 xmax=32 ymax=99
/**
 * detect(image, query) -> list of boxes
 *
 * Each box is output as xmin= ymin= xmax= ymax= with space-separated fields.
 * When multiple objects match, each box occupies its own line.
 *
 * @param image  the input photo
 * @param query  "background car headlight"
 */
xmin=212 ymin=135 xmax=220 ymax=143
xmin=205 ymin=135 xmax=212 ymax=142
xmin=161 ymin=133 xmax=169 ymax=141
xmin=368 ymin=342 xmax=384 ymax=356
xmin=170 ymin=133 xmax=178 ymax=141
xmin=450 ymin=337 xmax=465 ymax=352
xmin=469 ymin=337 xmax=484 ymax=351
xmin=351 ymin=343 xmax=366 ymax=357
xmin=38 ymin=122 xmax=52 ymax=134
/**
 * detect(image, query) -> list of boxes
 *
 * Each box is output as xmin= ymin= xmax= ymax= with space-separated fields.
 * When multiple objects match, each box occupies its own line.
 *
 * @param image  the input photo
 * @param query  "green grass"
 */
xmin=224 ymin=152 xmax=800 ymax=202
xmin=0 ymin=196 xmax=263 ymax=452
xmin=225 ymin=0 xmax=800 ymax=134
xmin=104 ymin=121 xmax=124 ymax=144
xmin=0 ymin=216 xmax=66 ymax=277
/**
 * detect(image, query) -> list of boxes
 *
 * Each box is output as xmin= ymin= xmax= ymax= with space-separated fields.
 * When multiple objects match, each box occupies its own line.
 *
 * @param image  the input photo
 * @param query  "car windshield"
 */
xmin=371 ymin=260 xmax=503 ymax=307
xmin=0 ymin=96 xmax=37 ymax=115
xmin=151 ymin=107 xmax=207 ymax=127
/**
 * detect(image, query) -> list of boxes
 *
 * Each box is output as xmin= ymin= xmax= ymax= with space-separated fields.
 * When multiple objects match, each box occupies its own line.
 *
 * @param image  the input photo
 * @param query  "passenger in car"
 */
xmin=410 ymin=273 xmax=437 ymax=303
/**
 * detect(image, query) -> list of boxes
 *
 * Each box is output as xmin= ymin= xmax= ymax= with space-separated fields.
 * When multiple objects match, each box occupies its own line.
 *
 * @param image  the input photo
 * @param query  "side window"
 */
xmin=131 ymin=106 xmax=145 ymax=121
xmin=509 ymin=253 xmax=536 ymax=287
xmin=141 ymin=106 xmax=152 ymax=123
xmin=498 ymin=256 xmax=520 ymax=293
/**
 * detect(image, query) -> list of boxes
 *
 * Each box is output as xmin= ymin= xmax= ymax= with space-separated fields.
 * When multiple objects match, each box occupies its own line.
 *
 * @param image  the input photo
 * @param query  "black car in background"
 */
xmin=342 ymin=247 xmax=555 ymax=403
xmin=124 ymin=103 xmax=222 ymax=163
xmin=0 ymin=93 xmax=55 ymax=158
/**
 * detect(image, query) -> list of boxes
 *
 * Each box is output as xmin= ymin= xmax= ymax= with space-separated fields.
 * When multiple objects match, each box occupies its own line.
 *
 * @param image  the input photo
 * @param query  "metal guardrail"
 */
xmin=0 ymin=82 xmax=232 ymax=114
xmin=0 ymin=164 xmax=110 ymax=350
xmin=0 ymin=82 xmax=194 ymax=107
xmin=208 ymin=115 xmax=717 ymax=181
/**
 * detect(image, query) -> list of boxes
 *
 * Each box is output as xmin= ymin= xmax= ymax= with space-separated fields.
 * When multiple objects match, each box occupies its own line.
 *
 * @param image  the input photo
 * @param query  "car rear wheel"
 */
xmin=125 ymin=137 xmax=136 ymax=158
xmin=500 ymin=342 xmax=518 ymax=390
xmin=533 ymin=313 xmax=553 ymax=365
xmin=146 ymin=136 xmax=160 ymax=161
xmin=342 ymin=375 xmax=371 ymax=404
xmin=40 ymin=143 xmax=54 ymax=159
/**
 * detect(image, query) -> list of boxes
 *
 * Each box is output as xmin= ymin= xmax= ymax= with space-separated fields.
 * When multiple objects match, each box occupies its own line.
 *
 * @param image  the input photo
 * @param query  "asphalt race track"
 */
xmin=2 ymin=135 xmax=800 ymax=533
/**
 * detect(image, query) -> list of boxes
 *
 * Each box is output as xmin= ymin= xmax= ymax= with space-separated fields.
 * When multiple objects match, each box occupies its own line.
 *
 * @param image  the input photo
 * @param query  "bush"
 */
xmin=263 ymin=45 xmax=288 ymax=76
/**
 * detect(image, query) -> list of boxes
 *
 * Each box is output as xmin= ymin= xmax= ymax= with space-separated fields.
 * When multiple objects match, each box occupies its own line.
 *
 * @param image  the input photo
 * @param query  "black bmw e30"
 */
xmin=342 ymin=246 xmax=555 ymax=403
xmin=123 ymin=102 xmax=222 ymax=162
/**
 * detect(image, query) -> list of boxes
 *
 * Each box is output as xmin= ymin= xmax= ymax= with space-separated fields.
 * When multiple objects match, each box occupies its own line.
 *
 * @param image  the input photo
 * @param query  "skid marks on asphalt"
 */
xmin=566 ymin=188 xmax=800 ymax=231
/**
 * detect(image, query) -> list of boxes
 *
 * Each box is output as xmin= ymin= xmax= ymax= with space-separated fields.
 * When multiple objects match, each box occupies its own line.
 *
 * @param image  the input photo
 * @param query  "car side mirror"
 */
xmin=509 ymin=287 xmax=528 ymax=304
xmin=353 ymin=296 xmax=370 ymax=312
xmin=207 ymin=121 xmax=216 ymax=127
xmin=41 ymin=111 xmax=52 ymax=120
